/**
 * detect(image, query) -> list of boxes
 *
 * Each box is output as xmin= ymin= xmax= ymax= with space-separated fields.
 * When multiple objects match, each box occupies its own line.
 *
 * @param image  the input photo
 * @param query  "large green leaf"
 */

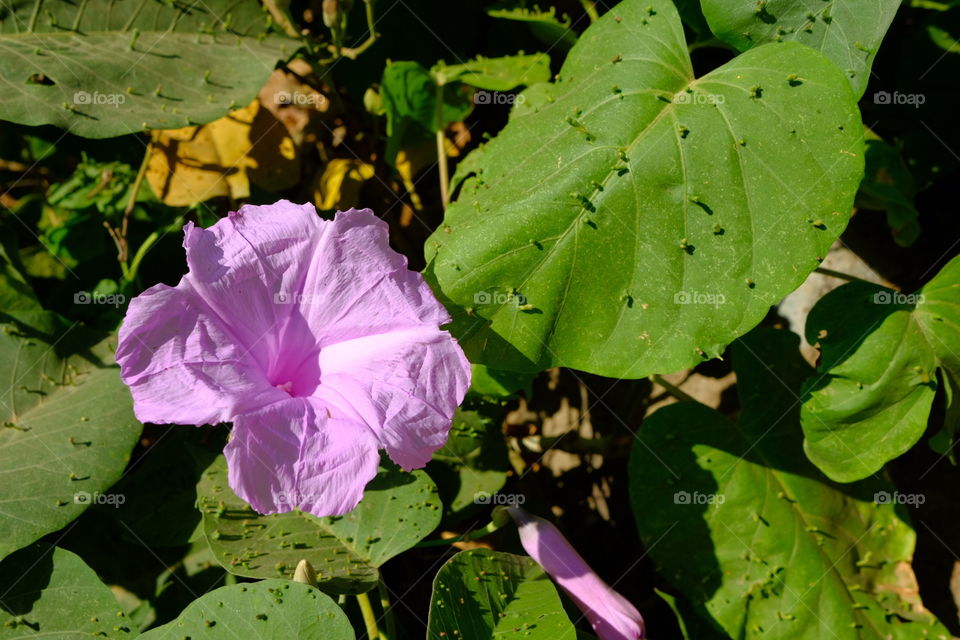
xmin=427 ymin=549 xmax=576 ymax=639
xmin=0 ymin=542 xmax=135 ymax=638
xmin=426 ymin=0 xmax=863 ymax=378
xmin=629 ymin=328 xmax=949 ymax=638
xmin=800 ymin=255 xmax=960 ymax=482
xmin=0 ymin=314 xmax=142 ymax=561
xmin=0 ymin=0 xmax=297 ymax=138
xmin=139 ymin=579 xmax=354 ymax=639
xmin=700 ymin=0 xmax=901 ymax=98
xmin=197 ymin=455 xmax=441 ymax=594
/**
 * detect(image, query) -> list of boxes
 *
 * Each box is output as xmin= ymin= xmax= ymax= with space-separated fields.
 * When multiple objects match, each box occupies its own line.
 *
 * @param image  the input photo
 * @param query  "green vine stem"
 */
xmin=415 ymin=518 xmax=504 ymax=548
xmin=377 ymin=581 xmax=396 ymax=640
xmin=355 ymin=591 xmax=379 ymax=639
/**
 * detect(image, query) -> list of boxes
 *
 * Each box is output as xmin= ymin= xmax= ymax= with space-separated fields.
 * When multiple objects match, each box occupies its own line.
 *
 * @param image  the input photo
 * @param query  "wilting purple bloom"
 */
xmin=116 ymin=201 xmax=470 ymax=517
xmin=506 ymin=506 xmax=645 ymax=640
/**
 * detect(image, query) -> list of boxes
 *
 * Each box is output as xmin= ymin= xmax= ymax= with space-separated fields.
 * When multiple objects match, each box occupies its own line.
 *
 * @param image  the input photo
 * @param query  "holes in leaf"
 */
xmin=27 ymin=73 xmax=54 ymax=86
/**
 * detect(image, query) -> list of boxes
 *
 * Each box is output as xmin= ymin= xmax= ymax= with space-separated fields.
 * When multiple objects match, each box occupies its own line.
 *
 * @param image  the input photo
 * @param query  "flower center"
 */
xmin=266 ymin=349 xmax=321 ymax=398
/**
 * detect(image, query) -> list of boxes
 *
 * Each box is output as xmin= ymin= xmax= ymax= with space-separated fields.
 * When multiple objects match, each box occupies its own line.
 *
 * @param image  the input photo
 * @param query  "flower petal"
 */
xmin=181 ymin=200 xmax=322 ymax=379
xmin=116 ymin=281 xmax=285 ymax=425
xmin=225 ymin=396 xmax=380 ymax=516
xmin=296 ymin=208 xmax=452 ymax=346
xmin=318 ymin=326 xmax=471 ymax=469
xmin=507 ymin=507 xmax=645 ymax=640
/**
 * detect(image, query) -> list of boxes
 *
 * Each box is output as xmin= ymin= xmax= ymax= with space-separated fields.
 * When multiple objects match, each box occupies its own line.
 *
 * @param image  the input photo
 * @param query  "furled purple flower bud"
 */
xmin=505 ymin=506 xmax=645 ymax=640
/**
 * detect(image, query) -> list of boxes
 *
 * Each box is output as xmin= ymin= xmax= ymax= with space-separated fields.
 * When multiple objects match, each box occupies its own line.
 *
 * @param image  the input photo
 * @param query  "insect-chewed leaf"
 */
xmin=0 ymin=0 xmax=298 ymax=138
xmin=427 ymin=0 xmax=864 ymax=379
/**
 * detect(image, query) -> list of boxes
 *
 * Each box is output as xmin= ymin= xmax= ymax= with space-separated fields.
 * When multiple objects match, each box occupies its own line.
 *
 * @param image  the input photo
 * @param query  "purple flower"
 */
xmin=116 ymin=201 xmax=470 ymax=517
xmin=505 ymin=506 xmax=645 ymax=640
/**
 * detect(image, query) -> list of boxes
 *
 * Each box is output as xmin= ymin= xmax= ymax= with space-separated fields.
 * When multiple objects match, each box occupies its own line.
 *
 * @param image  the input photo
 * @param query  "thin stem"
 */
xmin=364 ymin=0 xmax=376 ymax=35
xmin=377 ymin=581 xmax=397 ymax=640
xmin=124 ymin=230 xmax=159 ymax=283
xmin=334 ymin=1 xmax=379 ymax=59
xmin=120 ymin=141 xmax=151 ymax=263
xmin=435 ymin=82 xmax=450 ymax=208
xmin=912 ymin=0 xmax=952 ymax=10
xmin=519 ymin=433 xmax=614 ymax=456
xmin=814 ymin=267 xmax=873 ymax=284
xmin=123 ymin=217 xmax=182 ymax=284
xmin=688 ymin=36 xmax=731 ymax=53
xmin=416 ymin=519 xmax=503 ymax=548
xmin=579 ymin=0 xmax=600 ymax=22
xmin=355 ymin=592 xmax=379 ymax=640
xmin=650 ymin=374 xmax=696 ymax=403
xmin=263 ymin=0 xmax=300 ymax=37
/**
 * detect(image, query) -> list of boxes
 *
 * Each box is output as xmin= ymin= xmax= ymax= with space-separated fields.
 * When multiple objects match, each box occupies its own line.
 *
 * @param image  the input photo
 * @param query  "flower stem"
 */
xmin=355 ymin=592 xmax=379 ymax=639
xmin=814 ymin=267 xmax=873 ymax=285
xmin=579 ymin=0 xmax=599 ymax=22
xmin=435 ymin=82 xmax=450 ymax=208
xmin=650 ymin=374 xmax=696 ymax=403
xmin=415 ymin=519 xmax=504 ymax=548
xmin=377 ymin=581 xmax=397 ymax=640
xmin=123 ymin=218 xmax=183 ymax=285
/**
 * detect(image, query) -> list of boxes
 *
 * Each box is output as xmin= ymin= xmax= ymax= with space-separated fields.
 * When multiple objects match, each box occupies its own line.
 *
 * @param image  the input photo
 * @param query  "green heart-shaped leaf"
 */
xmin=139 ymin=579 xmax=354 ymax=639
xmin=800 ymin=255 xmax=960 ymax=481
xmin=700 ymin=0 xmax=901 ymax=98
xmin=197 ymin=455 xmax=441 ymax=594
xmin=427 ymin=0 xmax=863 ymax=378
xmin=427 ymin=549 xmax=575 ymax=639
xmin=0 ymin=542 xmax=135 ymax=638
xmin=0 ymin=0 xmax=297 ymax=138
xmin=0 ymin=314 xmax=141 ymax=561
xmin=629 ymin=328 xmax=949 ymax=638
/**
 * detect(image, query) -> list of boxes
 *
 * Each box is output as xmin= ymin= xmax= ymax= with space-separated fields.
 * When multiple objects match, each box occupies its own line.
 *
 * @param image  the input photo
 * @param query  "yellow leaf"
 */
xmin=147 ymin=101 xmax=300 ymax=206
xmin=312 ymin=159 xmax=375 ymax=211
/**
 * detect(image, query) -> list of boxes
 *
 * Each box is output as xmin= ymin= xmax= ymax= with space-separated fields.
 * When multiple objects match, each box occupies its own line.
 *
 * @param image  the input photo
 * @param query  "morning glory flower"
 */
xmin=116 ymin=200 xmax=470 ymax=517
xmin=505 ymin=506 xmax=645 ymax=640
